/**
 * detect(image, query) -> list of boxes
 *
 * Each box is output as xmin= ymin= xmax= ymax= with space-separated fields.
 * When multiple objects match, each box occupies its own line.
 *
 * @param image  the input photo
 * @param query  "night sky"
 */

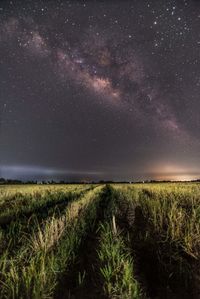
xmin=0 ymin=0 xmax=200 ymax=181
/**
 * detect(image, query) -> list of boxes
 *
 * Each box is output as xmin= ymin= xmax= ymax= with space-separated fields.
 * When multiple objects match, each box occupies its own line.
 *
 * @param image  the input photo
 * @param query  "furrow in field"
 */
xmin=0 ymin=187 xmax=96 ymax=260
xmin=55 ymin=185 xmax=142 ymax=299
xmin=95 ymin=186 xmax=143 ymax=299
xmin=0 ymin=186 xmax=103 ymax=299
xmin=98 ymin=221 xmax=142 ymax=299
xmin=54 ymin=184 xmax=113 ymax=299
xmin=0 ymin=185 xmax=88 ymax=210
xmin=0 ymin=185 xmax=93 ymax=227
xmin=114 ymin=186 xmax=200 ymax=299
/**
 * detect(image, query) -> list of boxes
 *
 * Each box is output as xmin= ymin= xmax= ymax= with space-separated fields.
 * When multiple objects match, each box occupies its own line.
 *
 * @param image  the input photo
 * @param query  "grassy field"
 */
xmin=0 ymin=183 xmax=199 ymax=299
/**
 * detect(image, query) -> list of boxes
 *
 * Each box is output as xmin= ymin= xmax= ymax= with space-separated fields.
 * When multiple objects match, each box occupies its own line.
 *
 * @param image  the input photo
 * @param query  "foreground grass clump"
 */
xmin=98 ymin=222 xmax=142 ymax=299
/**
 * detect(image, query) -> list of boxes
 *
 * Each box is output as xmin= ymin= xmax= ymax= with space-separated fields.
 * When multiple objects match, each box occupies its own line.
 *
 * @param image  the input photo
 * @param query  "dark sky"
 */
xmin=0 ymin=0 xmax=200 ymax=181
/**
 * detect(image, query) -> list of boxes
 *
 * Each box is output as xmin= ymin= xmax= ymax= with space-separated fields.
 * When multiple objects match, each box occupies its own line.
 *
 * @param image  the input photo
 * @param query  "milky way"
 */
xmin=0 ymin=0 xmax=200 ymax=181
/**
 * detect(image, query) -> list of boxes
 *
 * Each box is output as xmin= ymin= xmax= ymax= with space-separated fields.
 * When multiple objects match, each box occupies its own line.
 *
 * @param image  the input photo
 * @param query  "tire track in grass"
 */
xmin=98 ymin=222 xmax=142 ymax=299
xmin=54 ymin=185 xmax=114 ymax=299
xmin=0 ymin=185 xmax=88 ymax=216
xmin=57 ymin=225 xmax=105 ymax=299
xmin=0 ymin=186 xmax=92 ymax=228
xmin=55 ymin=185 xmax=142 ymax=299
xmin=0 ymin=187 xmax=95 ymax=260
xmin=115 ymin=187 xmax=194 ymax=299
xmin=0 ymin=187 xmax=99 ymax=299
xmin=0 ymin=198 xmax=72 ymax=258
xmin=95 ymin=186 xmax=143 ymax=299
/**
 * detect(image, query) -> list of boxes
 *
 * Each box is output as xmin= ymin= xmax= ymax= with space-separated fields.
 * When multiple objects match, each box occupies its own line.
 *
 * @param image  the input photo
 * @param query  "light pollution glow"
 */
xmin=1 ymin=164 xmax=200 ymax=182
xmin=0 ymin=1 xmax=200 ymax=182
xmin=149 ymin=164 xmax=200 ymax=181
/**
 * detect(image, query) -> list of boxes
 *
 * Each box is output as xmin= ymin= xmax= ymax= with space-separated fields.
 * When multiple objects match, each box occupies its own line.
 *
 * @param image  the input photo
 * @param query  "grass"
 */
xmin=98 ymin=222 xmax=142 ymax=299
xmin=0 ymin=183 xmax=199 ymax=298
xmin=0 ymin=186 xmax=94 ymax=262
xmin=113 ymin=183 xmax=200 ymax=297
xmin=0 ymin=186 xmax=102 ymax=299
xmin=0 ymin=185 xmax=91 ymax=224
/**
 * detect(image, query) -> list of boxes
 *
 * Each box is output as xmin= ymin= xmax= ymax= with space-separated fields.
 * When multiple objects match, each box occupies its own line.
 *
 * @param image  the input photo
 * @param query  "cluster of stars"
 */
xmin=0 ymin=0 xmax=200 ymax=180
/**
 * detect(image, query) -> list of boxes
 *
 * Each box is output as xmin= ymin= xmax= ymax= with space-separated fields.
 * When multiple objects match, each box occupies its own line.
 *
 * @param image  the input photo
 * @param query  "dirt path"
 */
xmin=55 ymin=228 xmax=105 ymax=299
xmin=54 ymin=186 xmax=112 ymax=299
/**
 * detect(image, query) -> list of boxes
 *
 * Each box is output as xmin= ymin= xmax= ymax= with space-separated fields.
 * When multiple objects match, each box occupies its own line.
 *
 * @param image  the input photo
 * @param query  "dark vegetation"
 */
xmin=0 ymin=183 xmax=199 ymax=298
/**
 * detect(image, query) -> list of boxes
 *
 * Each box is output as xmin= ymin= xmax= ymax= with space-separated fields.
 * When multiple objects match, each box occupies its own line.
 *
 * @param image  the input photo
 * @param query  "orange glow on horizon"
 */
xmin=147 ymin=163 xmax=200 ymax=181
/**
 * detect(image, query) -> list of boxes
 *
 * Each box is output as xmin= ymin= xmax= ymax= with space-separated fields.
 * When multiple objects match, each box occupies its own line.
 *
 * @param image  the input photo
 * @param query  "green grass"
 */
xmin=0 ymin=183 xmax=199 ymax=298
xmin=113 ymin=183 xmax=200 ymax=297
xmin=0 ymin=187 xmax=102 ymax=299
xmin=98 ymin=222 xmax=142 ymax=299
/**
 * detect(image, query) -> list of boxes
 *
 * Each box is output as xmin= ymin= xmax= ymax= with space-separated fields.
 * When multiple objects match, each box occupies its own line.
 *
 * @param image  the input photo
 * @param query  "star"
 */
xmin=0 ymin=0 xmax=199 ymax=183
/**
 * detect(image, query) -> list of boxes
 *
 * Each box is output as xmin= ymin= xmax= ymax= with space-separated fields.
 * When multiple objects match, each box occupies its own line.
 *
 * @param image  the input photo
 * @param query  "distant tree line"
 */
xmin=1 ymin=177 xmax=200 ymax=185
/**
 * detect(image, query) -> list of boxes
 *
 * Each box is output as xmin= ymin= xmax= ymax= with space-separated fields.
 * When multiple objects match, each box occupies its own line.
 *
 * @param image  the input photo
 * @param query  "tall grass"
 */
xmin=115 ymin=183 xmax=200 ymax=294
xmin=98 ymin=222 xmax=142 ymax=299
xmin=0 ymin=186 xmax=95 ymax=263
xmin=0 ymin=183 xmax=199 ymax=298
xmin=0 ymin=186 xmax=91 ymax=226
xmin=0 ymin=186 xmax=102 ymax=299
xmin=137 ymin=187 xmax=200 ymax=260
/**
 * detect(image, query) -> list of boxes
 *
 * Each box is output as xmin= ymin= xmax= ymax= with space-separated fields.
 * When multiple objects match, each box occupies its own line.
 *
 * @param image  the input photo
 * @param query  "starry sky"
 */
xmin=0 ymin=0 xmax=200 ymax=182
